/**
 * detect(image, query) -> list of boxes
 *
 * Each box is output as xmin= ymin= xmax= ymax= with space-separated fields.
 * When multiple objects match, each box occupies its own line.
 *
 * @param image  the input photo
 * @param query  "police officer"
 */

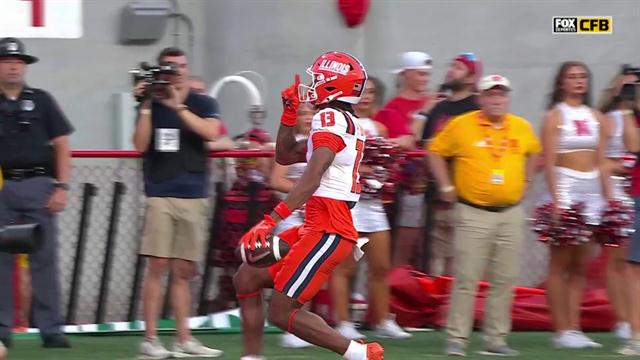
xmin=0 ymin=37 xmax=72 ymax=348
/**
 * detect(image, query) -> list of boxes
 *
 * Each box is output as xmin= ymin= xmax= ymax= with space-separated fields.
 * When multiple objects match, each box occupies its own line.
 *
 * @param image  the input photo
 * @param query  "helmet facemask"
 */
xmin=298 ymin=67 xmax=340 ymax=105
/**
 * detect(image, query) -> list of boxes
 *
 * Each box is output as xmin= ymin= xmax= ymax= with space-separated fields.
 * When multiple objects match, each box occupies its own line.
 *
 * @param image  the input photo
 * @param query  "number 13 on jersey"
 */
xmin=351 ymin=139 xmax=365 ymax=193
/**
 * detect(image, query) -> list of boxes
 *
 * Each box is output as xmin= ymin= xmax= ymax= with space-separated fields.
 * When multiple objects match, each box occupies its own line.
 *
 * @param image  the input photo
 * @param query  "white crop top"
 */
xmin=605 ymin=110 xmax=626 ymax=158
xmin=359 ymin=117 xmax=379 ymax=138
xmin=555 ymin=102 xmax=599 ymax=153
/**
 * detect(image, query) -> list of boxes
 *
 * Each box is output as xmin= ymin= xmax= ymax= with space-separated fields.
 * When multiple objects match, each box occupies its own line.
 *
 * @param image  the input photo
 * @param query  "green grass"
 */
xmin=7 ymin=330 xmax=628 ymax=359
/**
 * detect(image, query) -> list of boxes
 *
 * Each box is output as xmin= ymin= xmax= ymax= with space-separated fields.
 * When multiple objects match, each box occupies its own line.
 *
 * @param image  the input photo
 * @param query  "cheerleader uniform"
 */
xmin=540 ymin=102 xmax=605 ymax=228
xmin=350 ymin=118 xmax=391 ymax=233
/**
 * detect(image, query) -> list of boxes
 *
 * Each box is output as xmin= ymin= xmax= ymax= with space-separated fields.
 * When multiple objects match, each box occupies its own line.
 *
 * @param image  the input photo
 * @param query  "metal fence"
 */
xmin=50 ymin=149 xmax=548 ymax=324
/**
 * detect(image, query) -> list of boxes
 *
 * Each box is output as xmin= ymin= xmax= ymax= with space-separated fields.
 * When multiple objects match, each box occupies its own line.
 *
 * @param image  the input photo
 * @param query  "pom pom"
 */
xmin=596 ymin=200 xmax=635 ymax=247
xmin=530 ymin=202 xmax=593 ymax=246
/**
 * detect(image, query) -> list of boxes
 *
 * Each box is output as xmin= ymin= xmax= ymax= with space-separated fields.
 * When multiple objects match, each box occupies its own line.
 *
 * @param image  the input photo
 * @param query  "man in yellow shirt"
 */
xmin=429 ymin=75 xmax=540 ymax=356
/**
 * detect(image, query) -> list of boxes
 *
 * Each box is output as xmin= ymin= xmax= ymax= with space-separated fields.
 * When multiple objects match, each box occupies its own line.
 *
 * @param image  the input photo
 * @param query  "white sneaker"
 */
xmin=552 ymin=331 xmax=584 ymax=349
xmin=138 ymin=337 xmax=172 ymax=360
xmin=615 ymin=322 xmax=632 ymax=340
xmin=335 ymin=321 xmax=366 ymax=340
xmin=280 ymin=332 xmax=313 ymax=348
xmin=553 ymin=331 xmax=601 ymax=349
xmin=572 ymin=331 xmax=603 ymax=348
xmin=240 ymin=356 xmax=267 ymax=360
xmin=617 ymin=339 xmax=640 ymax=355
xmin=374 ymin=319 xmax=412 ymax=340
xmin=173 ymin=338 xmax=223 ymax=358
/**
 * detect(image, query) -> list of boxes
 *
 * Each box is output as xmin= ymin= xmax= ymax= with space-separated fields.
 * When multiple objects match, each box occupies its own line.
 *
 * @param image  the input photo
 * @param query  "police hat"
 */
xmin=0 ymin=37 xmax=38 ymax=64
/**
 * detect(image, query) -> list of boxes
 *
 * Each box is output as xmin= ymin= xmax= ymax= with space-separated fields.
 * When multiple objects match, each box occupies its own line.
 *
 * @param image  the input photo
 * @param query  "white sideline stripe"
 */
xmin=79 ymin=324 xmax=97 ymax=332
xmin=112 ymin=322 xmax=130 ymax=331
xmin=188 ymin=315 xmax=208 ymax=328
xmin=286 ymin=234 xmax=337 ymax=298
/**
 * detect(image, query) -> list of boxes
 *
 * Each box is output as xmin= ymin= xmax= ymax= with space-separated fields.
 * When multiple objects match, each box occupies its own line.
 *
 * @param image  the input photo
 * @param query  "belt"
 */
xmin=458 ymin=198 xmax=518 ymax=213
xmin=2 ymin=166 xmax=53 ymax=181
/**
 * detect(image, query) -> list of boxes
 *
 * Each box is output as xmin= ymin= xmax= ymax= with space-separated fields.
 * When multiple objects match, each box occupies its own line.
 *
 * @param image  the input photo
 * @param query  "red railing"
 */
xmin=70 ymin=149 xmax=428 ymax=158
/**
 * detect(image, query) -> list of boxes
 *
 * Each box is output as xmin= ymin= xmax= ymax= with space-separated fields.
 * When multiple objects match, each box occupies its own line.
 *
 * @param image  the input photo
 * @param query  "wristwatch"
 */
xmin=53 ymin=181 xmax=70 ymax=191
xmin=440 ymin=185 xmax=455 ymax=193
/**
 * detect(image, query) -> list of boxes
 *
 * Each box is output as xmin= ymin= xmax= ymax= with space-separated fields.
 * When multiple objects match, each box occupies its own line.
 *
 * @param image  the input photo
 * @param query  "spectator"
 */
xmin=429 ymin=75 xmax=540 ymax=356
xmin=538 ymin=61 xmax=608 ymax=349
xmin=598 ymin=73 xmax=640 ymax=345
xmin=377 ymin=52 xmax=431 ymax=268
xmin=626 ymin=110 xmax=640 ymax=355
xmin=0 ymin=37 xmax=72 ymax=349
xmin=132 ymin=47 xmax=223 ymax=359
xmin=422 ymin=53 xmax=482 ymax=141
xmin=332 ymin=77 xmax=411 ymax=340
xmin=269 ymin=102 xmax=314 ymax=349
xmin=375 ymin=51 xmax=431 ymax=149
xmin=421 ymin=52 xmax=483 ymax=276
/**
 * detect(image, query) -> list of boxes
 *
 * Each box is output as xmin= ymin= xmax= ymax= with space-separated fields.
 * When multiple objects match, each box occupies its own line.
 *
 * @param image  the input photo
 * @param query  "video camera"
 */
xmin=620 ymin=64 xmax=640 ymax=101
xmin=0 ymin=223 xmax=42 ymax=254
xmin=129 ymin=61 xmax=178 ymax=102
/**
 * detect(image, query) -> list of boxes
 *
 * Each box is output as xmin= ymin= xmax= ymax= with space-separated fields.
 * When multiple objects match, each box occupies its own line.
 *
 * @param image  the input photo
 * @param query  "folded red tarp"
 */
xmin=388 ymin=266 xmax=616 ymax=331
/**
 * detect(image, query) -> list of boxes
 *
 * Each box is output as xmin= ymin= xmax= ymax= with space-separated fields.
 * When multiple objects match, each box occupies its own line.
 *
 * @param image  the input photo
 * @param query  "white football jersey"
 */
xmin=306 ymin=108 xmax=366 ymax=202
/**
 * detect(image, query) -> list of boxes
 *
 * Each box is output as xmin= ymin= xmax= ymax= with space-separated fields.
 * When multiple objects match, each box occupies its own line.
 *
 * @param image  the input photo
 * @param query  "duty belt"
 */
xmin=2 ymin=166 xmax=53 ymax=180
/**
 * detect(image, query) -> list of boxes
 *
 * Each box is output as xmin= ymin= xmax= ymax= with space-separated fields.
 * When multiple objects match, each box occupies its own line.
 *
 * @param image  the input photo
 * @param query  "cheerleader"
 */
xmin=331 ymin=78 xmax=411 ymax=340
xmin=599 ymin=73 xmax=640 ymax=355
xmin=597 ymin=73 xmax=640 ymax=345
xmin=538 ymin=61 xmax=611 ymax=348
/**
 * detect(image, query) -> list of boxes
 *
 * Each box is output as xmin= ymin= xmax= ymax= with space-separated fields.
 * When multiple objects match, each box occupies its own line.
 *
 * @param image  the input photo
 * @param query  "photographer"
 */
xmin=600 ymin=67 xmax=640 ymax=356
xmin=133 ymin=47 xmax=223 ymax=359
xmin=0 ymin=37 xmax=72 ymax=349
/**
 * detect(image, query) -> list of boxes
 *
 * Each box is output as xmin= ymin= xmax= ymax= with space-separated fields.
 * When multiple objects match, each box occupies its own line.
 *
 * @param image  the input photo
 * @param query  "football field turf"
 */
xmin=8 ymin=330 xmax=628 ymax=359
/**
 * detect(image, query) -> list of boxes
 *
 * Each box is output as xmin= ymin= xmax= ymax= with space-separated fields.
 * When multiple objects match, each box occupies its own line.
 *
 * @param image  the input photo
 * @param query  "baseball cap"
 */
xmin=478 ymin=74 xmax=511 ymax=91
xmin=453 ymin=52 xmax=482 ymax=76
xmin=392 ymin=51 xmax=432 ymax=74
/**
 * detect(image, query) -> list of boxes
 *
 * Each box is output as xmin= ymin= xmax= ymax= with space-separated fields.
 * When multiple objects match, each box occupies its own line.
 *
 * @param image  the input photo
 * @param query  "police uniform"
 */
xmin=0 ymin=38 xmax=73 ymax=347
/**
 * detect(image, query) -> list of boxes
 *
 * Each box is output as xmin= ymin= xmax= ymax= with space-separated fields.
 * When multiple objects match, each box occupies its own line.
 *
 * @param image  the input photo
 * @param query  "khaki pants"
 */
xmin=432 ymin=206 xmax=455 ymax=260
xmin=446 ymin=203 xmax=524 ymax=346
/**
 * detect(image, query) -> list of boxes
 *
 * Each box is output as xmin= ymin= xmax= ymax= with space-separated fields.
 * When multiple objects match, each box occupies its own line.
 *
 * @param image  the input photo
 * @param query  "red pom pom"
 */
xmin=530 ymin=202 xmax=593 ymax=246
xmin=596 ymin=200 xmax=635 ymax=247
xmin=361 ymin=137 xmax=404 ymax=199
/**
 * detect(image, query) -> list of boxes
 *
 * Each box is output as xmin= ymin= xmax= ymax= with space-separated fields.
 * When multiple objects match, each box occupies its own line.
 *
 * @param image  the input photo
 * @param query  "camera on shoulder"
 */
xmin=129 ymin=61 xmax=178 ymax=102
xmin=620 ymin=64 xmax=640 ymax=101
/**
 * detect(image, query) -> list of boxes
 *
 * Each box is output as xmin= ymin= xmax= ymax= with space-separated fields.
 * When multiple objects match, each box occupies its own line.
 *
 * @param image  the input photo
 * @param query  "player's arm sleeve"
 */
xmin=428 ymin=119 xmax=458 ymax=157
xmin=311 ymin=131 xmax=346 ymax=153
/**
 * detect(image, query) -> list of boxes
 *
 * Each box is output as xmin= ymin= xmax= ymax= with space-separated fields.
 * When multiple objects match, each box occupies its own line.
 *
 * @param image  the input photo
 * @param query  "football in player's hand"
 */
xmin=236 ymin=234 xmax=289 ymax=268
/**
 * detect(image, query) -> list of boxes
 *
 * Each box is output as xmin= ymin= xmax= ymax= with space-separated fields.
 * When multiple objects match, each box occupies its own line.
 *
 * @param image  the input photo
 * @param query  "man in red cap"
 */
xmin=422 ymin=53 xmax=482 ymax=141
xmin=421 ymin=53 xmax=483 ymax=276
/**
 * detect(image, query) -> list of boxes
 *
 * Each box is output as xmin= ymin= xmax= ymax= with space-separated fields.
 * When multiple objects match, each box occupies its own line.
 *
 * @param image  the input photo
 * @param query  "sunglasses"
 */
xmin=460 ymin=52 xmax=477 ymax=61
